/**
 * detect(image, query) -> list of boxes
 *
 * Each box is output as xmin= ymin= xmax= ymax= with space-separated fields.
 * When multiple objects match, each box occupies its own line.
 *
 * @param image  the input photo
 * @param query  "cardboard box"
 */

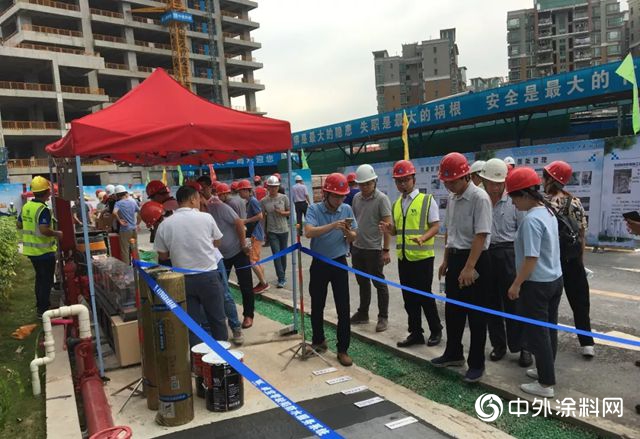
xmin=110 ymin=315 xmax=141 ymax=367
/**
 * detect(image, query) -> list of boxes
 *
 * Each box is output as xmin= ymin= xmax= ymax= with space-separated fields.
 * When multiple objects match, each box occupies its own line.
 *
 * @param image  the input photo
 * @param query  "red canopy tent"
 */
xmin=45 ymin=68 xmax=292 ymax=164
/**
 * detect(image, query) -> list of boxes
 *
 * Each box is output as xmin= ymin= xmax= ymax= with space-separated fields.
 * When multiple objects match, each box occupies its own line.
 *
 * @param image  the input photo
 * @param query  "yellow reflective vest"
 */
xmin=20 ymin=200 xmax=57 ymax=256
xmin=393 ymin=192 xmax=435 ymax=261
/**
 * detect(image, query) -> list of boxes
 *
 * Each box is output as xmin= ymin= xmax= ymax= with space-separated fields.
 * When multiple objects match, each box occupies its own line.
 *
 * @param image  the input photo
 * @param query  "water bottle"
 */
xmin=439 ymin=279 xmax=446 ymax=294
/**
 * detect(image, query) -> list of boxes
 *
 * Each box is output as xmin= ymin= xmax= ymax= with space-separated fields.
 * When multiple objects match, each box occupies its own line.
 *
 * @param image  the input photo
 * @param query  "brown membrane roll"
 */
xmin=137 ymin=268 xmax=164 ymax=411
xmin=152 ymin=272 xmax=194 ymax=426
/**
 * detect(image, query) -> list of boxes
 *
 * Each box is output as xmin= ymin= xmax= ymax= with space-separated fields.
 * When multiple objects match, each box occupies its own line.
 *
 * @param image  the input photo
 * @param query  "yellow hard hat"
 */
xmin=31 ymin=176 xmax=50 ymax=193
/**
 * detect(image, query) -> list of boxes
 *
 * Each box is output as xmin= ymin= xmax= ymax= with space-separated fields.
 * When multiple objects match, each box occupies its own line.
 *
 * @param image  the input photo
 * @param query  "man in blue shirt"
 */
xmin=113 ymin=185 xmax=140 ymax=264
xmin=343 ymin=172 xmax=360 ymax=206
xmin=304 ymin=173 xmax=357 ymax=367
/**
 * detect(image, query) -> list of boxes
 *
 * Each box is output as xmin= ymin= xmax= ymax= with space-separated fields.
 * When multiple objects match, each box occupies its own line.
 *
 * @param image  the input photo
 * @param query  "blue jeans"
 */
xmin=268 ymin=231 xmax=289 ymax=283
xmin=184 ymin=271 xmax=227 ymax=346
xmin=218 ymin=262 xmax=241 ymax=330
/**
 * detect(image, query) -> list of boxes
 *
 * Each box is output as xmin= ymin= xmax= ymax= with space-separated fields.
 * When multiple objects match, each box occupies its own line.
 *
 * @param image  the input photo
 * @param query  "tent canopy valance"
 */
xmin=45 ymin=68 xmax=292 ymax=165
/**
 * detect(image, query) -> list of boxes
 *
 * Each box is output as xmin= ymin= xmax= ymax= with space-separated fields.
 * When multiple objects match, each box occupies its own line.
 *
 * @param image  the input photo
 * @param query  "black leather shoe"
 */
xmin=489 ymin=347 xmax=507 ymax=361
xmin=397 ymin=335 xmax=425 ymax=348
xmin=518 ymin=350 xmax=533 ymax=367
xmin=427 ymin=332 xmax=442 ymax=347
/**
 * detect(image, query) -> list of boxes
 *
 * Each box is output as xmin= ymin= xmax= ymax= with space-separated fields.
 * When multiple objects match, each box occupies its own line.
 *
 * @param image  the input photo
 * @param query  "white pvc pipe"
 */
xmin=30 ymin=304 xmax=91 ymax=396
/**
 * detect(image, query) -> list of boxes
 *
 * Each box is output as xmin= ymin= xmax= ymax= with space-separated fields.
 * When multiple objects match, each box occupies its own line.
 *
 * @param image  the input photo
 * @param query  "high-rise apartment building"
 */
xmin=628 ymin=0 xmax=640 ymax=55
xmin=373 ymin=28 xmax=466 ymax=113
xmin=507 ymin=0 xmax=626 ymax=83
xmin=468 ymin=76 xmax=506 ymax=92
xmin=0 ymin=0 xmax=263 ymax=182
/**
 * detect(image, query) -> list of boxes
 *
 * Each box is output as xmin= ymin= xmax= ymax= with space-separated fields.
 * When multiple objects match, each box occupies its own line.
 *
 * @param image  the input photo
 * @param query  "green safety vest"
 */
xmin=20 ymin=200 xmax=57 ymax=257
xmin=393 ymin=192 xmax=435 ymax=261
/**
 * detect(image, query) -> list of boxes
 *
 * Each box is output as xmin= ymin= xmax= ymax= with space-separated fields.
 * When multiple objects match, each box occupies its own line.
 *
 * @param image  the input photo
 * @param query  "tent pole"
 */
xmin=75 ymin=156 xmax=105 ymax=377
xmin=286 ymin=149 xmax=299 ymax=331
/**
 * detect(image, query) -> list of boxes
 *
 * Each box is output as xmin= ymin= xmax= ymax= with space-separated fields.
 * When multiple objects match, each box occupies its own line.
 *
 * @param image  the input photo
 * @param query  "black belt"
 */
xmin=489 ymin=242 xmax=514 ymax=250
xmin=447 ymin=248 xmax=470 ymax=255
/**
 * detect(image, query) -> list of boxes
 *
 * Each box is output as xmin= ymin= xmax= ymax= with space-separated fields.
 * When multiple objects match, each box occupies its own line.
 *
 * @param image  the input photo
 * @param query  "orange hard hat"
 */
xmin=543 ymin=161 xmax=572 ymax=186
xmin=506 ymin=167 xmax=541 ymax=194
xmin=323 ymin=173 xmax=350 ymax=196
xmin=439 ymin=153 xmax=470 ymax=182
xmin=146 ymin=180 xmax=168 ymax=197
xmin=237 ymin=179 xmax=252 ymax=190
xmin=140 ymin=201 xmax=164 ymax=227
xmin=392 ymin=160 xmax=416 ymax=178
xmin=346 ymin=172 xmax=357 ymax=183
xmin=216 ymin=183 xmax=231 ymax=195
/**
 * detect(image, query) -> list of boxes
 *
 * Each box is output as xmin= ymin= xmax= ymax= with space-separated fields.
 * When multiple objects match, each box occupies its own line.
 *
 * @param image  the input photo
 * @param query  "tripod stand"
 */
xmin=279 ymin=232 xmax=331 ymax=370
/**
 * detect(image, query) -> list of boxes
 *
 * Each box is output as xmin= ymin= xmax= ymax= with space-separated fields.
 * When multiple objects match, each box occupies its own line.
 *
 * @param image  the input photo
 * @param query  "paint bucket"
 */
xmin=191 ymin=341 xmax=231 ymax=398
xmin=201 ymin=350 xmax=245 ymax=412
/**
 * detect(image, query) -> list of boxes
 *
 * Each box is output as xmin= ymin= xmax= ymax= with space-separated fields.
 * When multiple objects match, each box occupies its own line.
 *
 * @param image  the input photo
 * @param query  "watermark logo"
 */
xmin=475 ymin=393 xmax=504 ymax=422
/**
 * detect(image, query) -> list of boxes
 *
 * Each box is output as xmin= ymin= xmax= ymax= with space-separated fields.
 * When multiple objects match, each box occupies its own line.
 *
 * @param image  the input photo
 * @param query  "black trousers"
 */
xmin=294 ymin=201 xmax=308 ymax=228
xmin=30 ymin=255 xmax=56 ymax=314
xmin=398 ymin=257 xmax=442 ymax=336
xmin=561 ymin=256 xmax=594 ymax=346
xmin=184 ymin=271 xmax=228 ymax=346
xmin=487 ymin=245 xmax=523 ymax=353
xmin=310 ymin=256 xmax=350 ymax=353
xmin=443 ymin=250 xmax=490 ymax=370
xmin=520 ymin=277 xmax=563 ymax=386
xmin=224 ymin=251 xmax=254 ymax=318
xmin=352 ymin=247 xmax=389 ymax=319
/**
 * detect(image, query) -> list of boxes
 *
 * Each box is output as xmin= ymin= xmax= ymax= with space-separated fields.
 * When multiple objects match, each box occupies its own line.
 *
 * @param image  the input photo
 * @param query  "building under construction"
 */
xmin=0 ymin=0 xmax=263 ymax=184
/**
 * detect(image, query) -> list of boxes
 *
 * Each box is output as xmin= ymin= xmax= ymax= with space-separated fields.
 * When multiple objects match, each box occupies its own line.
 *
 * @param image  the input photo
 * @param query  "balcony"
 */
xmin=537 ymin=59 xmax=554 ymax=67
xmin=2 ymin=121 xmax=59 ymax=130
xmin=573 ymin=12 xmax=588 ymax=21
xmin=574 ymin=37 xmax=591 ymax=47
xmin=20 ymin=0 xmax=79 ymax=12
xmin=90 ymin=8 xmax=123 ymax=20
xmin=538 ymin=18 xmax=552 ymax=26
xmin=22 ymin=23 xmax=82 ymax=38
xmin=61 ymin=85 xmax=105 ymax=95
xmin=539 ymin=31 xmax=552 ymax=39
xmin=17 ymin=42 xmax=95 ymax=56
xmin=132 ymin=15 xmax=161 ymax=26
xmin=0 ymin=80 xmax=54 ymax=92
xmin=574 ymin=24 xmax=589 ymax=34
xmin=538 ymin=43 xmax=552 ymax=52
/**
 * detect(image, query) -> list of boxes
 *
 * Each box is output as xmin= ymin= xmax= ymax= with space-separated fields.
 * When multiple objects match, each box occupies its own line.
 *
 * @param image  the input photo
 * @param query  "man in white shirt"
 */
xmin=154 ymin=185 xmax=228 ymax=345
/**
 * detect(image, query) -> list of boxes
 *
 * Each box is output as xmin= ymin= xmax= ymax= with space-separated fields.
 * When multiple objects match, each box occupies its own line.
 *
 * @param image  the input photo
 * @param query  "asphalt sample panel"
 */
xmin=157 ymin=390 xmax=451 ymax=439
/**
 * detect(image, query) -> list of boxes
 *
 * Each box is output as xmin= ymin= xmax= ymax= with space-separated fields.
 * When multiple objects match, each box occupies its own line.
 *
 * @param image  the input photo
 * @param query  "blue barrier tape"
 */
xmin=134 ymin=261 xmax=342 ymax=439
xmin=300 ymin=247 xmax=640 ymax=349
xmin=134 ymin=243 xmax=300 ymax=274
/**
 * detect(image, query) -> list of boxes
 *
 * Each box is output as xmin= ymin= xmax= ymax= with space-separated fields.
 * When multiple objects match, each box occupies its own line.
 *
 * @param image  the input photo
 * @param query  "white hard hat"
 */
xmin=480 ymin=158 xmax=508 ymax=183
xmin=470 ymin=160 xmax=486 ymax=174
xmin=504 ymin=156 xmax=515 ymax=166
xmin=295 ymin=175 xmax=303 ymax=181
xmin=354 ymin=164 xmax=377 ymax=183
xmin=105 ymin=184 xmax=115 ymax=196
xmin=115 ymin=184 xmax=127 ymax=194
xmin=266 ymin=175 xmax=280 ymax=186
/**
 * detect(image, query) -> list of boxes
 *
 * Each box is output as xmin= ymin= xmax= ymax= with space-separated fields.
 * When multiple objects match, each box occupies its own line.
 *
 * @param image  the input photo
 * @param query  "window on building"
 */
xmin=593 ymin=47 xmax=601 ymax=57
xmin=433 ymin=46 xmax=437 ymax=53
xmin=609 ymin=44 xmax=621 ymax=54
xmin=607 ymin=30 xmax=620 ymax=41
xmin=434 ymin=68 xmax=438 ymax=75
xmin=594 ymin=20 xmax=601 ymax=30
xmin=606 ymin=3 xmax=619 ymax=13
xmin=406 ymin=75 xmax=411 ymax=80
xmin=608 ymin=17 xmax=623 ymax=27
xmin=509 ymin=45 xmax=520 ymax=56
xmin=508 ymin=17 xmax=520 ymax=28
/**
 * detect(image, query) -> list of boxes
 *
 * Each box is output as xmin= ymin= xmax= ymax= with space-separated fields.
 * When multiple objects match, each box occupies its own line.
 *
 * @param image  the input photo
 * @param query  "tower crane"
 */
xmin=132 ymin=0 xmax=192 ymax=89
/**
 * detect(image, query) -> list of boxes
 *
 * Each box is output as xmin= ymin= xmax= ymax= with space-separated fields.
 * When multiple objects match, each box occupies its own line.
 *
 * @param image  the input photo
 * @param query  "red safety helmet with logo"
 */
xmin=346 ymin=172 xmax=357 ymax=183
xmin=392 ymin=160 xmax=416 ymax=178
xmin=543 ymin=160 xmax=572 ymax=186
xmin=216 ymin=183 xmax=231 ymax=194
xmin=323 ymin=173 xmax=350 ymax=196
xmin=230 ymin=181 xmax=239 ymax=192
xmin=439 ymin=152 xmax=470 ymax=182
xmin=185 ymin=180 xmax=202 ymax=192
xmin=505 ymin=167 xmax=541 ymax=194
xmin=237 ymin=179 xmax=252 ymax=190
xmin=140 ymin=201 xmax=164 ymax=227
xmin=146 ymin=180 xmax=168 ymax=197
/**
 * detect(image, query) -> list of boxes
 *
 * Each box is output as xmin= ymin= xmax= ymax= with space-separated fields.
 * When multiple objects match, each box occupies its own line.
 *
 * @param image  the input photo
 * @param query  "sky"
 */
xmin=245 ymin=0 xmax=534 ymax=132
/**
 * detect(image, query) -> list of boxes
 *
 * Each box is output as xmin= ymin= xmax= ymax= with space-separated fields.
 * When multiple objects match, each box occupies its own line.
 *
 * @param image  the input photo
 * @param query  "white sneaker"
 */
xmin=521 ymin=381 xmax=554 ymax=398
xmin=581 ymin=345 xmax=595 ymax=358
xmin=526 ymin=368 xmax=539 ymax=380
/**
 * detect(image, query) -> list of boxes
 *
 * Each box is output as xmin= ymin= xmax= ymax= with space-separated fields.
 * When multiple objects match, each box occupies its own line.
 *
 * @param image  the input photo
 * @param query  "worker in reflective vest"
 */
xmin=17 ymin=176 xmax=62 ymax=318
xmin=380 ymin=160 xmax=443 ymax=349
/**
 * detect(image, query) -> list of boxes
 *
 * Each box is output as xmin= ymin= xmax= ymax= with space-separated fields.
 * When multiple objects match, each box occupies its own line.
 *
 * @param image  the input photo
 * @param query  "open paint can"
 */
xmin=201 ymin=350 xmax=245 ymax=412
xmin=191 ymin=341 xmax=231 ymax=398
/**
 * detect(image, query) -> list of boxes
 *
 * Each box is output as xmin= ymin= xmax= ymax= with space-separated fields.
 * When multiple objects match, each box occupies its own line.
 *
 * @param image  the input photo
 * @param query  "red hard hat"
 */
xmin=544 ymin=161 xmax=572 ymax=186
xmin=253 ymin=175 xmax=262 ymax=183
xmin=439 ymin=153 xmax=470 ymax=182
xmin=323 ymin=173 xmax=350 ymax=196
xmin=237 ymin=179 xmax=252 ymax=190
xmin=216 ymin=183 xmax=231 ymax=194
xmin=274 ymin=173 xmax=281 ymax=179
xmin=95 ymin=189 xmax=102 ymax=197
xmin=230 ymin=181 xmax=239 ymax=191
xmin=146 ymin=180 xmax=168 ymax=197
xmin=392 ymin=160 xmax=416 ymax=178
xmin=506 ymin=167 xmax=541 ymax=194
xmin=346 ymin=172 xmax=357 ymax=183
xmin=185 ymin=180 xmax=202 ymax=192
xmin=140 ymin=201 xmax=164 ymax=227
